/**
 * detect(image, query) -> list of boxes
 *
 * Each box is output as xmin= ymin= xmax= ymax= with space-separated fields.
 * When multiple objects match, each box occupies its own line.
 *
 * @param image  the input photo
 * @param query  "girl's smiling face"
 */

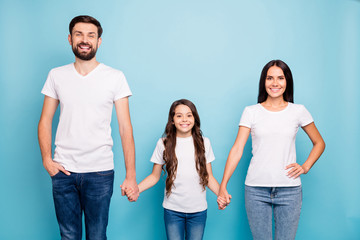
xmin=173 ymin=104 xmax=195 ymax=138
xmin=265 ymin=66 xmax=287 ymax=100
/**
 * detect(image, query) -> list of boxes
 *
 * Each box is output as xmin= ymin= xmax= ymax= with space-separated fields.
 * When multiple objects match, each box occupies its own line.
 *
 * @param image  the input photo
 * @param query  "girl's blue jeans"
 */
xmin=164 ymin=208 xmax=207 ymax=240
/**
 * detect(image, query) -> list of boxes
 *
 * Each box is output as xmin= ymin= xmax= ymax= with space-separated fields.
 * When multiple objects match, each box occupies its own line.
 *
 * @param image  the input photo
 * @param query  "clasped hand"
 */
xmin=121 ymin=179 xmax=139 ymax=202
xmin=217 ymin=187 xmax=232 ymax=210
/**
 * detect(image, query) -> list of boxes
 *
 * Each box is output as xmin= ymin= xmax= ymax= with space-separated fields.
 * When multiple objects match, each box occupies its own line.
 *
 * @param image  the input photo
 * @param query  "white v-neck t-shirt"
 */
xmin=41 ymin=63 xmax=132 ymax=173
xmin=239 ymin=103 xmax=313 ymax=187
xmin=151 ymin=136 xmax=215 ymax=213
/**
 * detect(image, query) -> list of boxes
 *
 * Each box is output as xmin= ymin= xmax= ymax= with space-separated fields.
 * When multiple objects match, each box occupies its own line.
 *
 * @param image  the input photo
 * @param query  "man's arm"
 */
xmin=38 ymin=96 xmax=70 ymax=176
xmin=114 ymin=97 xmax=139 ymax=201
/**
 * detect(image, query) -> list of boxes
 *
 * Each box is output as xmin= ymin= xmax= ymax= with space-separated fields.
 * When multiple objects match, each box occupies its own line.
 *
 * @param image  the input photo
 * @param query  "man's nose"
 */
xmin=81 ymin=35 xmax=89 ymax=43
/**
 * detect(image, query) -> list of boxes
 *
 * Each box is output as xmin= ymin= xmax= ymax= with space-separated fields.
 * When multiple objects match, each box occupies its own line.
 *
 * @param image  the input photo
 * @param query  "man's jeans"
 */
xmin=245 ymin=185 xmax=302 ymax=240
xmin=164 ymin=208 xmax=207 ymax=240
xmin=51 ymin=170 xmax=114 ymax=240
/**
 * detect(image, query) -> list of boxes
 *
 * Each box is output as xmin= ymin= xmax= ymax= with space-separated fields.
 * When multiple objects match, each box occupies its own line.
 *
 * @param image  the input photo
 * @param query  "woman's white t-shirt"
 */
xmin=239 ymin=103 xmax=313 ymax=187
xmin=151 ymin=136 xmax=215 ymax=213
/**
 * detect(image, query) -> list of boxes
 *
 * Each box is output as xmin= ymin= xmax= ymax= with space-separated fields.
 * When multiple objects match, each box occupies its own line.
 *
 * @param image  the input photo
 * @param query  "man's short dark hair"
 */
xmin=69 ymin=15 xmax=103 ymax=38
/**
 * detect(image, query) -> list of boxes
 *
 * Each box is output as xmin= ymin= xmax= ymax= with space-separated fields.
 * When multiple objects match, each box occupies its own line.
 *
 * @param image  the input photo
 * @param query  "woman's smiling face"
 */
xmin=265 ymin=66 xmax=287 ymax=100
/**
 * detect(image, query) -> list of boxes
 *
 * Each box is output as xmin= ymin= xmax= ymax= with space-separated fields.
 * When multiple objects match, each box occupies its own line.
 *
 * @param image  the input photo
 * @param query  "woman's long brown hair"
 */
xmin=163 ymin=99 xmax=208 ymax=197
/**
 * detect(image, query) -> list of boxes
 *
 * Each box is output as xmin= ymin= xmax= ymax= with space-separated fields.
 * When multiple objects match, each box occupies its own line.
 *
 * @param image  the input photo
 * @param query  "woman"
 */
xmin=218 ymin=60 xmax=325 ymax=240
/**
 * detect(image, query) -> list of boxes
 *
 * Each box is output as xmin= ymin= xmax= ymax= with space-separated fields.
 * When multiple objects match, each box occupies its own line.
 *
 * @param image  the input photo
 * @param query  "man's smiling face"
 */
xmin=68 ymin=22 xmax=101 ymax=61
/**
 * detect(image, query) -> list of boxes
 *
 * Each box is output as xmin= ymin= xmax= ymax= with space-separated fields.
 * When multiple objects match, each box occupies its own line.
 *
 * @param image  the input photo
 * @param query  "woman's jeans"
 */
xmin=164 ymin=208 xmax=207 ymax=240
xmin=245 ymin=185 xmax=302 ymax=240
xmin=51 ymin=170 xmax=114 ymax=240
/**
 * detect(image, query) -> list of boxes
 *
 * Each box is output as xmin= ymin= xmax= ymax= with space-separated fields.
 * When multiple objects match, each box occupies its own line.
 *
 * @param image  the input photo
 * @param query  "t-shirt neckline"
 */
xmin=258 ymin=102 xmax=291 ymax=113
xmin=72 ymin=62 xmax=103 ymax=78
xmin=176 ymin=135 xmax=193 ymax=142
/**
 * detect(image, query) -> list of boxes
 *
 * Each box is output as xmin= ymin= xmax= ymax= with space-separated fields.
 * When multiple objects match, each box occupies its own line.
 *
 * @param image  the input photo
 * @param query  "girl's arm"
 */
xmin=127 ymin=163 xmax=163 ymax=201
xmin=206 ymin=163 xmax=220 ymax=195
xmin=218 ymin=126 xmax=251 ymax=208
xmin=138 ymin=163 xmax=163 ymax=193
xmin=206 ymin=162 xmax=229 ymax=208
xmin=286 ymin=122 xmax=325 ymax=178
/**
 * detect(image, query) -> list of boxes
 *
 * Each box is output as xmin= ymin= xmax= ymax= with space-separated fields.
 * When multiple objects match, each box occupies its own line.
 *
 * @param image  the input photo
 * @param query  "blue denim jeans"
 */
xmin=245 ymin=185 xmax=302 ymax=240
xmin=164 ymin=208 xmax=207 ymax=240
xmin=51 ymin=170 xmax=114 ymax=240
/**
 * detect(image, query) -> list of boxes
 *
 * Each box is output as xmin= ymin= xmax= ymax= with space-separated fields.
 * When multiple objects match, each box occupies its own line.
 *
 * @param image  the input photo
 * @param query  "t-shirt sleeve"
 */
xmin=239 ymin=107 xmax=252 ymax=128
xmin=150 ymin=139 xmax=165 ymax=164
xmin=114 ymin=71 xmax=132 ymax=101
xmin=299 ymin=105 xmax=314 ymax=127
xmin=204 ymin=137 xmax=215 ymax=163
xmin=41 ymin=70 xmax=58 ymax=99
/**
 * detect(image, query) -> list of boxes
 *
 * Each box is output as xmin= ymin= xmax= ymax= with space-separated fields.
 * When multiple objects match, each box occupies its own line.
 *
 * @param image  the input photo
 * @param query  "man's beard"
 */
xmin=72 ymin=43 xmax=97 ymax=61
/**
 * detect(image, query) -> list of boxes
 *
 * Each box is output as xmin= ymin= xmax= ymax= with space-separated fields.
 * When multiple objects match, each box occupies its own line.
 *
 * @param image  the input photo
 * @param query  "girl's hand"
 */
xmin=285 ymin=163 xmax=308 ymax=179
xmin=217 ymin=196 xmax=228 ymax=210
xmin=217 ymin=187 xmax=232 ymax=210
xmin=121 ymin=186 xmax=139 ymax=202
xmin=126 ymin=188 xmax=134 ymax=201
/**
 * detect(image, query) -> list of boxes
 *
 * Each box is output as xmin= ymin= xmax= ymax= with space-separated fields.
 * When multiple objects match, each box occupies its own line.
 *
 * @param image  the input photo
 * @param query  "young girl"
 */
xmin=128 ymin=99 xmax=223 ymax=240
xmin=218 ymin=60 xmax=325 ymax=239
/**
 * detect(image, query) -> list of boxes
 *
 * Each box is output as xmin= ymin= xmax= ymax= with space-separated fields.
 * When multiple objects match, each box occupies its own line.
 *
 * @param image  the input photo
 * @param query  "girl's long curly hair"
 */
xmin=163 ymin=99 xmax=208 ymax=197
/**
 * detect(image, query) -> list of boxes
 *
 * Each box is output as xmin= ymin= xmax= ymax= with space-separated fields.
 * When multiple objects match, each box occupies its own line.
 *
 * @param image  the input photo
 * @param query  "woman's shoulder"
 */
xmin=243 ymin=103 xmax=262 ymax=112
xmin=288 ymin=103 xmax=308 ymax=111
xmin=245 ymin=103 xmax=260 ymax=109
xmin=241 ymin=104 xmax=261 ymax=115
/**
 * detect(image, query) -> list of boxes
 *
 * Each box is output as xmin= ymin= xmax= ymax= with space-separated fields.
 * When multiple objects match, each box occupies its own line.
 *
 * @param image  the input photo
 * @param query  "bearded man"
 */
xmin=38 ymin=15 xmax=139 ymax=240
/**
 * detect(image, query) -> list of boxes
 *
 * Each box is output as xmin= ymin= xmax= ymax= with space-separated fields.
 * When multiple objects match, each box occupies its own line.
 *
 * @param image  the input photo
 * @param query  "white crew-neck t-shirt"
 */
xmin=41 ymin=63 xmax=132 ymax=173
xmin=239 ymin=103 xmax=313 ymax=187
xmin=151 ymin=136 xmax=215 ymax=213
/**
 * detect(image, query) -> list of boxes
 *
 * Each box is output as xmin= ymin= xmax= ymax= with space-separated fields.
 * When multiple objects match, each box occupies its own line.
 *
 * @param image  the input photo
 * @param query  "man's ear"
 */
xmin=68 ymin=34 xmax=72 ymax=45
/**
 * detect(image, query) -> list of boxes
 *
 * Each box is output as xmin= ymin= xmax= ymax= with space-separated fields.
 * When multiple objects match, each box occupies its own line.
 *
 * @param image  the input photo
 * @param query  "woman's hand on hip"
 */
xmin=286 ymin=163 xmax=308 ymax=179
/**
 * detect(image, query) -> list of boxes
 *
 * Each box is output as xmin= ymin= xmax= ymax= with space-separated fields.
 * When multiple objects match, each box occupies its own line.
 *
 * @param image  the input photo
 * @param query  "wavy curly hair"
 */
xmin=162 ymin=99 xmax=208 ymax=197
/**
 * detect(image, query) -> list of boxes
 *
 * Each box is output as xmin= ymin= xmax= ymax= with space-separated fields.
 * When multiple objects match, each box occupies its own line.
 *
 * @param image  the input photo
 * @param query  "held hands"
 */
xmin=123 ymin=187 xmax=139 ymax=202
xmin=217 ymin=186 xmax=232 ymax=210
xmin=285 ymin=163 xmax=309 ymax=179
xmin=121 ymin=178 xmax=139 ymax=202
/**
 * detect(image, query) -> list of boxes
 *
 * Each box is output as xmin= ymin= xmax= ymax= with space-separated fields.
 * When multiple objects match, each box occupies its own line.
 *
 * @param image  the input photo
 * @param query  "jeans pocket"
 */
xmin=51 ymin=171 xmax=62 ymax=178
xmin=95 ymin=170 xmax=114 ymax=176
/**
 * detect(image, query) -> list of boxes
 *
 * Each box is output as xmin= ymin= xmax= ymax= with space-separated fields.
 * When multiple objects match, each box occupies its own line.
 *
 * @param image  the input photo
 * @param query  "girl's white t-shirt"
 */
xmin=151 ymin=136 xmax=215 ymax=213
xmin=239 ymin=103 xmax=313 ymax=187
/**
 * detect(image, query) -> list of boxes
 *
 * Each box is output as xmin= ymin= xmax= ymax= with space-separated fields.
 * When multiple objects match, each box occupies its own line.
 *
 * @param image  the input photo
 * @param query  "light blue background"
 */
xmin=0 ymin=0 xmax=359 ymax=239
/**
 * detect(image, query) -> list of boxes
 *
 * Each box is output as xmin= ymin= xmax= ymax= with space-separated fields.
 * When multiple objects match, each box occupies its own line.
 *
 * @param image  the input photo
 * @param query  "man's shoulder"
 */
xmin=46 ymin=64 xmax=74 ymax=82
xmin=50 ymin=63 xmax=73 ymax=73
xmin=98 ymin=64 xmax=127 ymax=83
xmin=99 ymin=63 xmax=124 ymax=74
